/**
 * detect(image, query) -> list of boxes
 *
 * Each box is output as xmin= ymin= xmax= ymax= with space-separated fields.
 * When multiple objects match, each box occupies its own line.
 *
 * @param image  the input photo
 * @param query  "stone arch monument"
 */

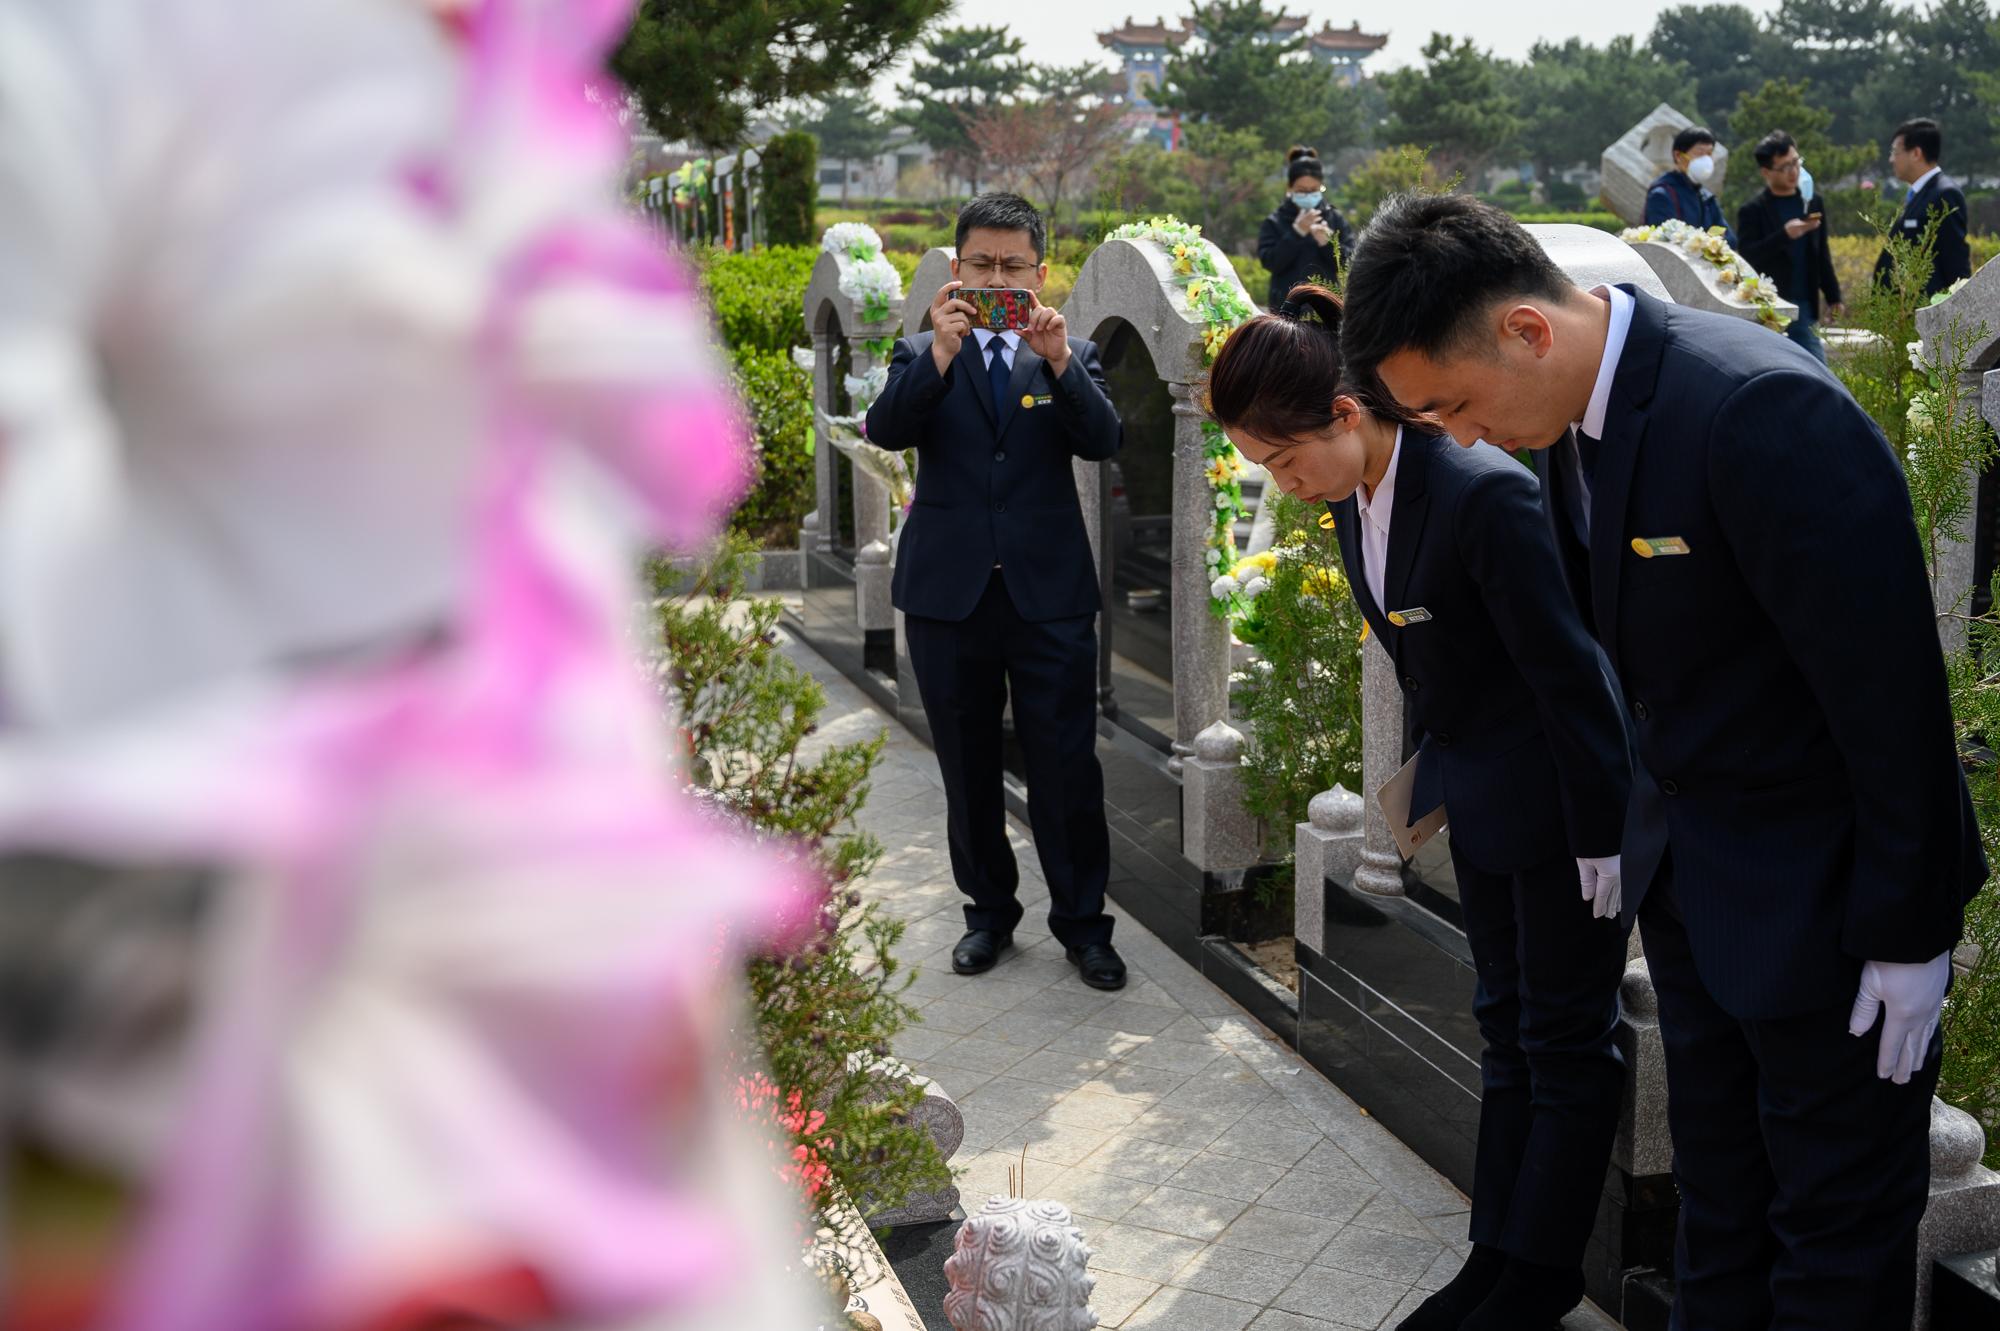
xmin=802 ymin=241 xmax=903 ymax=647
xmin=1059 ymin=235 xmax=1243 ymax=808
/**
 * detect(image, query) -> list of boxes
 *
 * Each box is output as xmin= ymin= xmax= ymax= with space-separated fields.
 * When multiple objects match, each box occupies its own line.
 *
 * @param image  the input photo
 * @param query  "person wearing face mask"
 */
xmin=1257 ymin=145 xmax=1354 ymax=310
xmin=1644 ymin=126 xmax=1737 ymax=249
xmin=1208 ymin=284 xmax=1633 ymax=1331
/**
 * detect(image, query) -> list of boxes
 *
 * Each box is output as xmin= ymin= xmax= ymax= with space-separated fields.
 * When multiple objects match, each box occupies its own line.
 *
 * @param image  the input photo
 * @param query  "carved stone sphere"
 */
xmin=942 ymin=1197 xmax=1097 ymax=1331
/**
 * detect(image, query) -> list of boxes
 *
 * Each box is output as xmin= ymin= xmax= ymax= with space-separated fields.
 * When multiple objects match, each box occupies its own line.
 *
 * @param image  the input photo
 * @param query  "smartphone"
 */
xmin=961 ymin=287 xmax=1035 ymax=332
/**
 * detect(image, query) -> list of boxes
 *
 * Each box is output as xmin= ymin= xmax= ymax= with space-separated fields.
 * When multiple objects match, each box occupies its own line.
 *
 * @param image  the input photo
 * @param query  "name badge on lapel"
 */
xmin=1387 ymin=607 xmax=1433 ymax=627
xmin=1020 ymin=392 xmax=1054 ymax=410
xmin=1631 ymin=536 xmax=1691 ymax=559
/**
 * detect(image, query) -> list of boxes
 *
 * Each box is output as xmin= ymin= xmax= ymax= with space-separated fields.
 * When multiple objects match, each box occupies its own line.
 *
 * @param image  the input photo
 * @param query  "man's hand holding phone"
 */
xmin=930 ymin=280 xmax=979 ymax=376
xmin=1021 ymin=291 xmax=1070 ymax=379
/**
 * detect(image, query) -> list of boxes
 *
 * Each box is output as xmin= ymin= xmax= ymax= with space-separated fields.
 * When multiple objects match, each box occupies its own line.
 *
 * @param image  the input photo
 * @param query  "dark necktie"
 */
xmin=987 ymin=337 xmax=1011 ymax=421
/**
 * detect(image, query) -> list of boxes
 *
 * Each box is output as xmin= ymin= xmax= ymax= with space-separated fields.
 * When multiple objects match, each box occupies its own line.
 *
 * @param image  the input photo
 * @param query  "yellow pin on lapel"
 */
xmin=1020 ymin=393 xmax=1036 ymax=410
xmin=1318 ymin=512 xmax=1337 ymax=530
xmin=1387 ymin=607 xmax=1433 ymax=628
xmin=1631 ymin=536 xmax=1692 ymax=559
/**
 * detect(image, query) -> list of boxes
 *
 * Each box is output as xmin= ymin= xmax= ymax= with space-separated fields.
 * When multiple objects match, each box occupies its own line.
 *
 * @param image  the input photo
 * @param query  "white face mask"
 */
xmin=1686 ymin=154 xmax=1716 ymax=185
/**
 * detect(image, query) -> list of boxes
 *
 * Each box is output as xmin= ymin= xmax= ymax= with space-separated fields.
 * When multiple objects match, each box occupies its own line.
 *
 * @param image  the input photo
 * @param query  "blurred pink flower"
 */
xmin=0 ymin=2 xmax=819 ymax=1330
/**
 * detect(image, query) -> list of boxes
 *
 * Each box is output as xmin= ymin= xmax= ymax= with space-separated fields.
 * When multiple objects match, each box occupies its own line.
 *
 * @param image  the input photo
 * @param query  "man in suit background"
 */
xmin=863 ymin=193 xmax=1128 ymax=989
xmin=1736 ymin=130 xmax=1843 ymax=364
xmin=1644 ymin=126 xmax=1736 ymax=248
xmin=1873 ymin=116 xmax=1972 ymax=298
xmin=1341 ymin=193 xmax=1985 ymax=1331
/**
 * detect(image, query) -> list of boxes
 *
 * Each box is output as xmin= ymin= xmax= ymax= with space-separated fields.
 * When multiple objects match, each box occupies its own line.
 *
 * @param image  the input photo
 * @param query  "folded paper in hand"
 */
xmin=1377 ymin=753 xmax=1448 ymax=861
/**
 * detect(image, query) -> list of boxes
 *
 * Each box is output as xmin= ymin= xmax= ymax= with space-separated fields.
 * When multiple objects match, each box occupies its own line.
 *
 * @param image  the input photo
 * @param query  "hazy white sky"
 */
xmin=871 ymin=0 xmax=1786 ymax=90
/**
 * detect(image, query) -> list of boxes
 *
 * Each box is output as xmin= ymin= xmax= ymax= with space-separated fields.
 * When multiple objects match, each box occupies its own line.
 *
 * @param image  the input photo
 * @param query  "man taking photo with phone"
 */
xmin=1736 ymin=130 xmax=1843 ymax=365
xmin=864 ymin=192 xmax=1129 ymax=990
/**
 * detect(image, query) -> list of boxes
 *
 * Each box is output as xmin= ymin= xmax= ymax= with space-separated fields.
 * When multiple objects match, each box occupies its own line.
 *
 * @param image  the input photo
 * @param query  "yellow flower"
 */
xmin=1205 ymin=456 xmax=1236 ymax=486
xmin=1231 ymin=551 xmax=1278 ymax=580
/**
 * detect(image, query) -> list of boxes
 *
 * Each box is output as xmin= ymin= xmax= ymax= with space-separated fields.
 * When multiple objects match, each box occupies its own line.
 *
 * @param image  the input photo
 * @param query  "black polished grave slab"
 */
xmin=1934 ymin=1249 xmax=2000 ymax=1330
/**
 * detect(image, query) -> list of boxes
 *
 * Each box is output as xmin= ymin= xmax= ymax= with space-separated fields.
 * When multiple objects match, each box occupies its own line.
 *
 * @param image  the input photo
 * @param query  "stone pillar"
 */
xmin=1294 ymin=785 xmax=1364 ymax=953
xmin=809 ymin=329 xmax=838 ymax=555
xmin=1612 ymin=957 xmax=1673 ymax=1180
xmin=798 ymin=511 xmax=820 ymax=588
xmin=1913 ymin=278 xmax=2000 ymax=650
xmin=855 ymin=538 xmax=894 ymax=632
xmin=1167 ymin=382 xmax=1229 ymax=779
xmin=1353 ymin=636 xmax=1407 ymax=896
xmin=1072 ymin=455 xmax=1105 ymax=588
xmin=1182 ymin=722 xmax=1260 ymax=871
xmin=1917 ymin=1098 xmax=2000 ymax=1330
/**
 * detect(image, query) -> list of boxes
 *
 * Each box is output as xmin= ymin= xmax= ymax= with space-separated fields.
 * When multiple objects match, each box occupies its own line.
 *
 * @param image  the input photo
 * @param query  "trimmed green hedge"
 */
xmin=726 ymin=346 xmax=815 ymax=547
xmin=761 ymin=131 xmax=818 ymax=247
xmin=1508 ymin=210 xmax=1625 ymax=233
xmin=699 ymin=245 xmax=818 ymax=353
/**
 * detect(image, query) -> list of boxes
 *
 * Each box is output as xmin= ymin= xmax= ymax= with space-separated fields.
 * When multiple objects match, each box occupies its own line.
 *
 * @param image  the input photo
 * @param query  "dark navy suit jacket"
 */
xmin=1329 ymin=431 xmax=1630 ymax=875
xmin=1872 ymin=170 xmax=1972 ymax=297
xmin=864 ymin=331 xmax=1121 ymax=623
xmin=1644 ymin=169 xmax=1736 ymax=249
xmin=1537 ymin=287 xmax=1985 ymax=1018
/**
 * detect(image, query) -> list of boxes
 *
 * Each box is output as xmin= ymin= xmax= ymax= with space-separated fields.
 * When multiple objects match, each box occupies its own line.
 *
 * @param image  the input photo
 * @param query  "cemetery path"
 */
xmin=783 ymin=627 xmax=1620 ymax=1331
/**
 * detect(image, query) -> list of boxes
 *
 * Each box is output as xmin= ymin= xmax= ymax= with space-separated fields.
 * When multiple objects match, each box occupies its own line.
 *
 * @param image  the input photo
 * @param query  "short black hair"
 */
xmin=1753 ymin=130 xmax=1797 ymax=169
xmin=1340 ymin=193 xmax=1576 ymax=379
xmin=955 ymin=192 xmax=1046 ymax=262
xmin=1672 ymin=126 xmax=1717 ymax=156
xmin=1894 ymin=117 xmax=1942 ymax=164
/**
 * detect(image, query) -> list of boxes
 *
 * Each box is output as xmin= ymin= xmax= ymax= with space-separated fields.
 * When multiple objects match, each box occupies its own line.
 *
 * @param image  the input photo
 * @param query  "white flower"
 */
xmin=1205 ymin=546 xmax=1224 ymax=568
xmin=1907 ymin=340 xmax=1932 ymax=374
xmin=1908 ymin=391 xmax=1938 ymax=435
xmin=1214 ymin=490 xmax=1234 ymax=510
xmin=1242 ymin=575 xmax=1270 ymax=599
xmin=821 ymin=222 xmax=884 ymax=262
xmin=837 ymin=255 xmax=902 ymax=317
xmin=843 ymin=366 xmax=888 ymax=410
xmin=1210 ymin=574 xmax=1240 ymax=598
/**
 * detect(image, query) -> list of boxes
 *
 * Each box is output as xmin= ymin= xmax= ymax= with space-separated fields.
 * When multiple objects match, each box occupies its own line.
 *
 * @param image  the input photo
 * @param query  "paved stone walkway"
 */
xmin=785 ymin=625 xmax=1610 ymax=1331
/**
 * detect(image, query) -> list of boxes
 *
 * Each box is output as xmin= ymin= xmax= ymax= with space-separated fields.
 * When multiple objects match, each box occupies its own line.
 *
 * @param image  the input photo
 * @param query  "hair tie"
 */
xmin=1276 ymin=300 xmax=1305 ymax=321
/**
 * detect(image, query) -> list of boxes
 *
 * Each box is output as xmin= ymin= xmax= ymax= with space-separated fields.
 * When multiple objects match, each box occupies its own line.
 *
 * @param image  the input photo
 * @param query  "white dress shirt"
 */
xmin=1567 ymin=283 xmax=1637 ymax=539
xmin=973 ymin=327 xmax=1020 ymax=370
xmin=1908 ymin=165 xmax=1942 ymax=201
xmin=1354 ymin=426 xmax=1403 ymax=613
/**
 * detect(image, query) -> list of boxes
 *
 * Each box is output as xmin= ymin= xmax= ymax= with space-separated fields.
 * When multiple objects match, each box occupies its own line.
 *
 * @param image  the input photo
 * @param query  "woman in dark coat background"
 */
xmin=1257 ymin=145 xmax=1353 ymax=309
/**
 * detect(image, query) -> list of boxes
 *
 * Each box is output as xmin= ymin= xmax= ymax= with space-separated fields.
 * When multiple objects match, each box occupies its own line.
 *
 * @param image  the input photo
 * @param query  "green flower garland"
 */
xmin=1105 ymin=217 xmax=1260 ymax=619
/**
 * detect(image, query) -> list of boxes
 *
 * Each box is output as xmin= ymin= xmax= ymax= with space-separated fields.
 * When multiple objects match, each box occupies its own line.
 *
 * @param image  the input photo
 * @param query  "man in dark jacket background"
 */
xmin=1736 ymin=130 xmax=1843 ymax=364
xmin=1258 ymin=146 xmax=1354 ymax=308
xmin=1644 ymin=126 xmax=1736 ymax=248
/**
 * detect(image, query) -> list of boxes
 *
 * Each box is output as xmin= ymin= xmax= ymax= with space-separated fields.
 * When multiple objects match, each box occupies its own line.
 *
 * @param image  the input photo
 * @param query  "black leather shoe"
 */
xmin=1065 ymin=941 xmax=1127 ymax=990
xmin=952 ymin=929 xmax=1012 ymax=975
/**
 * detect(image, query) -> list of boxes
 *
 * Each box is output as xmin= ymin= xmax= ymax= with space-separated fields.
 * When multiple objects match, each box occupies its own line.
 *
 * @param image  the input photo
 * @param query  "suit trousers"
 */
xmin=903 ymin=569 xmax=1113 ymax=948
xmin=1455 ymin=841 xmax=1628 ymax=1270
xmin=1641 ymin=865 xmax=1936 ymax=1331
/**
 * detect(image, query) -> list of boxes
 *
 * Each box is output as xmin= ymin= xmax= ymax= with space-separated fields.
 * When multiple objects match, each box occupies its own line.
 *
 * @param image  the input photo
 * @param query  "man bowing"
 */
xmin=1341 ymin=192 xmax=1985 ymax=1331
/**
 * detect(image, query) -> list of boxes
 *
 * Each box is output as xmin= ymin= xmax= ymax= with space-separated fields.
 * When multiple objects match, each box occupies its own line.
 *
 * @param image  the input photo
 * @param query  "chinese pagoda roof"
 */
xmin=1307 ymin=20 xmax=1389 ymax=53
xmin=1097 ymin=16 xmax=1190 ymax=49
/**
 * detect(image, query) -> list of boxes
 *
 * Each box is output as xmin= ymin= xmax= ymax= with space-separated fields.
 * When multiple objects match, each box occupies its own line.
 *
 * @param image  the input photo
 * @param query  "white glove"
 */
xmin=1577 ymin=854 xmax=1621 ymax=919
xmin=1848 ymin=952 xmax=1950 ymax=1084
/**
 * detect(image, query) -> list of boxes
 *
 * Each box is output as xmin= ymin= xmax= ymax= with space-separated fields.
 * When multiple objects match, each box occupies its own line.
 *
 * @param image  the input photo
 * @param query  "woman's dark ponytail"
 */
xmin=1206 ymin=283 xmax=1419 ymax=442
